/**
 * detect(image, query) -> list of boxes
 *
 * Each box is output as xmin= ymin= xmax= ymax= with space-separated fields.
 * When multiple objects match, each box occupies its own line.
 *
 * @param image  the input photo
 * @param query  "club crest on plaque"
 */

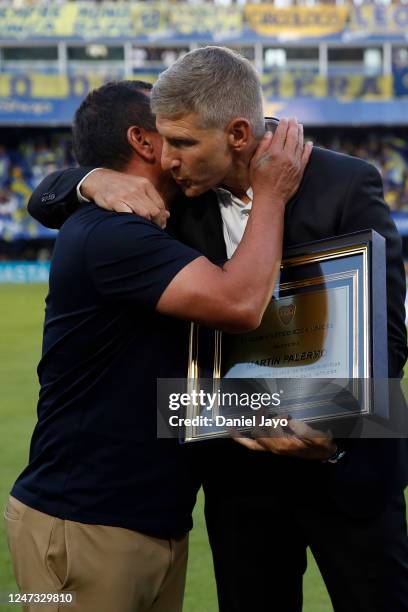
xmin=278 ymin=304 xmax=296 ymax=325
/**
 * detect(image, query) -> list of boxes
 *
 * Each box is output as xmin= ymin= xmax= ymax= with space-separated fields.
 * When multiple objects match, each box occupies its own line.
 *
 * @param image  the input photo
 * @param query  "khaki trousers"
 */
xmin=4 ymin=496 xmax=188 ymax=612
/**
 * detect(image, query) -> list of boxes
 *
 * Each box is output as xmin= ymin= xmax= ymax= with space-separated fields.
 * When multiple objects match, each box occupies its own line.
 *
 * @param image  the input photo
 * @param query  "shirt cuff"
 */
xmin=77 ymin=168 xmax=103 ymax=203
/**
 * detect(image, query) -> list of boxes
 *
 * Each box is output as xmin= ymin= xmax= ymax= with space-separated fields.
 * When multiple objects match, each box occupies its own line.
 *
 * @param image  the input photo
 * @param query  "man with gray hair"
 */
xmin=29 ymin=46 xmax=408 ymax=612
xmin=150 ymin=45 xmax=267 ymax=200
xmin=152 ymin=45 xmax=266 ymax=136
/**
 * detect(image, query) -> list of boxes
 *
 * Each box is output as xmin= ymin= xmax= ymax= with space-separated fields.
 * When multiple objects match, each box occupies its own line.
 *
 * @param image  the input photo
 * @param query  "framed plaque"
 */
xmin=183 ymin=230 xmax=388 ymax=442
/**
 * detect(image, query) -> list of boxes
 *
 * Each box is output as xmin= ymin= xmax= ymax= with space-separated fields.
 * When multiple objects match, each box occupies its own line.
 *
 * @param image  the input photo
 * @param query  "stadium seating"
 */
xmin=0 ymin=131 xmax=406 ymax=248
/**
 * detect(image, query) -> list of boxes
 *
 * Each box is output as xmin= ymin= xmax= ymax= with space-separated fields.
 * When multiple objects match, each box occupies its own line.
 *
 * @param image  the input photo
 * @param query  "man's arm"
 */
xmin=28 ymin=167 xmax=169 ymax=229
xmin=156 ymin=121 xmax=312 ymax=330
xmin=28 ymin=167 xmax=93 ymax=228
xmin=87 ymin=120 xmax=311 ymax=333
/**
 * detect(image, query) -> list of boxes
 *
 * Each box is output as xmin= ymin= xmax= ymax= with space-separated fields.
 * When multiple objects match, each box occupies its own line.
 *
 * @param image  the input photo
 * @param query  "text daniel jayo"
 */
xmin=169 ymin=415 xmax=288 ymax=428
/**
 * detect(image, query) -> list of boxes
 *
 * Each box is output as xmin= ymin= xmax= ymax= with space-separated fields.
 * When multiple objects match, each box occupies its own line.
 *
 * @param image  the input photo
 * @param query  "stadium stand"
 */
xmin=0 ymin=0 xmax=407 ymax=263
xmin=0 ymin=130 xmax=406 ymax=252
xmin=0 ymin=133 xmax=73 ymax=257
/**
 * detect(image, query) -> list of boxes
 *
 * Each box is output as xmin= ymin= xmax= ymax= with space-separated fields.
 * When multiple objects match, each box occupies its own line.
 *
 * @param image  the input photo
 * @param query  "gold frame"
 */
xmin=185 ymin=242 xmax=371 ymax=442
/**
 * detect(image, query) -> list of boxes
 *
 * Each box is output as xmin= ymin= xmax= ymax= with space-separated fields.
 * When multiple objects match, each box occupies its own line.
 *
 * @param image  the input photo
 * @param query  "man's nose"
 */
xmin=161 ymin=144 xmax=180 ymax=172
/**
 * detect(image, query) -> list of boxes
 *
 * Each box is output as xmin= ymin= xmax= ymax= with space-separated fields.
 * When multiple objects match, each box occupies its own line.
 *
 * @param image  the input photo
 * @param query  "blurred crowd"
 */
xmin=0 ymin=130 xmax=407 ymax=250
xmin=0 ymin=134 xmax=74 ymax=249
xmin=316 ymin=133 xmax=408 ymax=211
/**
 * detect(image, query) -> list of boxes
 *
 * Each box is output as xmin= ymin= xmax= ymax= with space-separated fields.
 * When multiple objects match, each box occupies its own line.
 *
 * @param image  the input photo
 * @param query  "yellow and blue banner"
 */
xmin=244 ymin=5 xmax=348 ymax=39
xmin=262 ymin=72 xmax=393 ymax=101
xmin=1 ymin=3 xmax=408 ymax=42
xmin=350 ymin=5 xmax=408 ymax=36
xmin=0 ymin=3 xmax=242 ymax=41
xmin=0 ymin=71 xmax=406 ymax=126
xmin=0 ymin=72 xmax=399 ymax=102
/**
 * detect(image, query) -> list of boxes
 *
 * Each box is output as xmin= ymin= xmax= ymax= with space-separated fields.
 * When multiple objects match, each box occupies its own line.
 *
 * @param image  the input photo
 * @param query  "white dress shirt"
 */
xmin=76 ymin=168 xmax=102 ymax=203
xmin=215 ymin=186 xmax=253 ymax=258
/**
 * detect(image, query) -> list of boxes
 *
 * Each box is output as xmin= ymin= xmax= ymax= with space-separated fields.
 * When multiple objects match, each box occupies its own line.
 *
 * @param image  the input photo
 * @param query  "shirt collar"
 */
xmin=214 ymin=186 xmax=253 ymax=209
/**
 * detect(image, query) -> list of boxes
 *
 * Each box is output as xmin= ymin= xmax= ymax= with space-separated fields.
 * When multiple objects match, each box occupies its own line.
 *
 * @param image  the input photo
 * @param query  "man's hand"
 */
xmin=233 ymin=416 xmax=336 ymax=461
xmin=250 ymin=117 xmax=313 ymax=207
xmin=81 ymin=169 xmax=169 ymax=229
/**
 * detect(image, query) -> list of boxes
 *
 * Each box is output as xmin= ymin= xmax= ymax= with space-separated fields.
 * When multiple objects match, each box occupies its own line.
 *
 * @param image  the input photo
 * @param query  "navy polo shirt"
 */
xmin=12 ymin=204 xmax=202 ymax=539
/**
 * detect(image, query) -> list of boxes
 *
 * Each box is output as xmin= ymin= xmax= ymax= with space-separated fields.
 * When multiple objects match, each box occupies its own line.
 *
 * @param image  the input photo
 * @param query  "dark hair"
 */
xmin=72 ymin=80 xmax=156 ymax=170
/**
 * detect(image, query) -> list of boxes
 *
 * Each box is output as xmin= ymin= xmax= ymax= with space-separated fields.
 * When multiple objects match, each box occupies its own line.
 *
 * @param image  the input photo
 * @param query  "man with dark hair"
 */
xmin=5 ymin=80 xmax=314 ymax=612
xmin=73 ymin=81 xmax=155 ymax=169
xmin=28 ymin=47 xmax=408 ymax=612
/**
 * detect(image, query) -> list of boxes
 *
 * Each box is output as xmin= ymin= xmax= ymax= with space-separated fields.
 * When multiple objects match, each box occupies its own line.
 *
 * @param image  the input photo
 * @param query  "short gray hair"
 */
xmin=151 ymin=46 xmax=265 ymax=139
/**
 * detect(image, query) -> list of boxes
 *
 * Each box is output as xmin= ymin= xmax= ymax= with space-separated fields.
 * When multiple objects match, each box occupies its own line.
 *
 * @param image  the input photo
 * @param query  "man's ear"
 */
xmin=226 ymin=118 xmax=252 ymax=152
xmin=127 ymin=126 xmax=156 ymax=162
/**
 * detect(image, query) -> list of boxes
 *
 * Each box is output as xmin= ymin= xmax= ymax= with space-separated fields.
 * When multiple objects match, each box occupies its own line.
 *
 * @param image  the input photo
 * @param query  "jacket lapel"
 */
xmin=171 ymin=191 xmax=227 ymax=264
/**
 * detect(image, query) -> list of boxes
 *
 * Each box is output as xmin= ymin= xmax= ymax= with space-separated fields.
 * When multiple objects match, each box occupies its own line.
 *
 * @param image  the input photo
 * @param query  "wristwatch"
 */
xmin=324 ymin=446 xmax=346 ymax=464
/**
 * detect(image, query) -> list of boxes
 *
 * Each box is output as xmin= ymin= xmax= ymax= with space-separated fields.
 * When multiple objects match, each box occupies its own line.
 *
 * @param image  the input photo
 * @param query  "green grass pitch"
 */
xmin=0 ymin=284 xmax=406 ymax=612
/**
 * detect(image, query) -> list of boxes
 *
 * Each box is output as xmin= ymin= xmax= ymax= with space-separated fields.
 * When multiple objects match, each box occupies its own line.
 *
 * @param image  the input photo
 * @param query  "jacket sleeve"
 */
xmin=27 ymin=167 xmax=95 ymax=229
xmin=338 ymin=160 xmax=407 ymax=378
